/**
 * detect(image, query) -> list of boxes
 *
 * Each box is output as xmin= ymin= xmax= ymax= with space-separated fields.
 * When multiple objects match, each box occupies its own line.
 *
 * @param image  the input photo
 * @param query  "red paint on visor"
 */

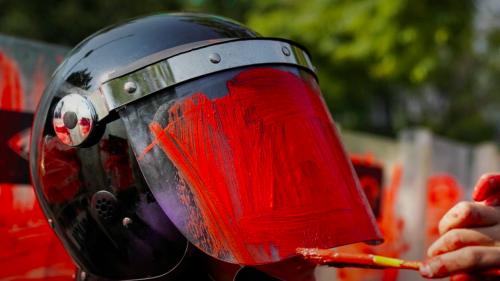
xmin=145 ymin=67 xmax=381 ymax=264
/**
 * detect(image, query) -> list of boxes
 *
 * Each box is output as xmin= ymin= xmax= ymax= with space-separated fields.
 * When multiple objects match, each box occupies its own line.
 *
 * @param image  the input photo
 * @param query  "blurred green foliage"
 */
xmin=0 ymin=0 xmax=498 ymax=143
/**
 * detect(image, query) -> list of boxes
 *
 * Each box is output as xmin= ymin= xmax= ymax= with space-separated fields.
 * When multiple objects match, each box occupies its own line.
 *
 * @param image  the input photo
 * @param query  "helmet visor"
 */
xmin=119 ymin=65 xmax=382 ymax=265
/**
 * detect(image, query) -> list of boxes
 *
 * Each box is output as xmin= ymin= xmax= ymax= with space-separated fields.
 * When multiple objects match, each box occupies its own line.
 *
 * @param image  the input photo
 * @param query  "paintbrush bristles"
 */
xmin=399 ymin=260 xmax=421 ymax=270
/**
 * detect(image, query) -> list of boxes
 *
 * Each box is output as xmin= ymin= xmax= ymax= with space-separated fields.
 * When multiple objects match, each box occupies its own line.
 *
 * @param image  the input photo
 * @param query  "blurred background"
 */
xmin=2 ymin=0 xmax=500 ymax=143
xmin=1 ymin=1 xmax=500 ymax=281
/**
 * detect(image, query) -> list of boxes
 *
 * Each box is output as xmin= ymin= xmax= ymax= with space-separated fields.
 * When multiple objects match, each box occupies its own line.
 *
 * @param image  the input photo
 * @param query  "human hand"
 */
xmin=420 ymin=173 xmax=500 ymax=280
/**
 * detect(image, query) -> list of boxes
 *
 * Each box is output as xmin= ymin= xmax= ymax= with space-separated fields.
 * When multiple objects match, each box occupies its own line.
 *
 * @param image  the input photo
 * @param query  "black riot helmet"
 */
xmin=30 ymin=13 xmax=381 ymax=280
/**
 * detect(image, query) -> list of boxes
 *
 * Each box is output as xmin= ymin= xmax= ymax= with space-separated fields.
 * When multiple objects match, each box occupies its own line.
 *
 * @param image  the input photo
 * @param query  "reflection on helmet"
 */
xmin=40 ymin=136 xmax=80 ymax=203
xmin=29 ymin=13 xmax=382 ymax=280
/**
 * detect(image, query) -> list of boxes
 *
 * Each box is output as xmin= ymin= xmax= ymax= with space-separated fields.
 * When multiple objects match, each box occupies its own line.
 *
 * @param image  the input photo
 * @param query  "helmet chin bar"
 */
xmin=52 ymin=38 xmax=316 ymax=147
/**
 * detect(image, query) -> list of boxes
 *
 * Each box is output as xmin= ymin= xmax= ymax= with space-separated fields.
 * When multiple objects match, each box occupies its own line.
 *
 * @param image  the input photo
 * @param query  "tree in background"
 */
xmin=1 ymin=0 xmax=498 ymax=143
xmin=246 ymin=0 xmax=495 ymax=143
xmin=0 ymin=0 xmax=251 ymax=46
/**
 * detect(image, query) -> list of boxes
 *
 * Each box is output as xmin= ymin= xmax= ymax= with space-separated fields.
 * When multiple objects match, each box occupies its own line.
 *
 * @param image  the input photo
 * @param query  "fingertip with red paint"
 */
xmin=419 ymin=257 xmax=449 ymax=279
xmin=419 ymin=263 xmax=433 ymax=278
xmin=472 ymin=173 xmax=500 ymax=202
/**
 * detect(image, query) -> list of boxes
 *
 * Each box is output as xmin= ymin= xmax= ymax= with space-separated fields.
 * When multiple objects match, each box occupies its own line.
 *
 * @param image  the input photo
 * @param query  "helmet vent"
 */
xmin=91 ymin=191 xmax=118 ymax=223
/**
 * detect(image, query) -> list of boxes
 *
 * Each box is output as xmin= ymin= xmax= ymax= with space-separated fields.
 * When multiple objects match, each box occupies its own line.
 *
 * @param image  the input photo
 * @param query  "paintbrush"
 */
xmin=297 ymin=248 xmax=500 ymax=277
xmin=296 ymin=248 xmax=421 ymax=270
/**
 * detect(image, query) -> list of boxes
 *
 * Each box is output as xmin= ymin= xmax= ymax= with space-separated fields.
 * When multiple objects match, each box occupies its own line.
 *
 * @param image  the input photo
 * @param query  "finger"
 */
xmin=483 ymin=192 xmax=500 ymax=207
xmin=427 ymin=228 xmax=497 ymax=257
xmin=473 ymin=173 xmax=500 ymax=202
xmin=438 ymin=202 xmax=500 ymax=235
xmin=420 ymin=246 xmax=500 ymax=278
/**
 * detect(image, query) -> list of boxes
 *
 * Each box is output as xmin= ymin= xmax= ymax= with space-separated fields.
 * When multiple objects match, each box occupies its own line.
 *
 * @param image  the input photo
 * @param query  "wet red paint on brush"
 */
xmin=145 ymin=67 xmax=380 ymax=264
xmin=297 ymin=248 xmax=421 ymax=270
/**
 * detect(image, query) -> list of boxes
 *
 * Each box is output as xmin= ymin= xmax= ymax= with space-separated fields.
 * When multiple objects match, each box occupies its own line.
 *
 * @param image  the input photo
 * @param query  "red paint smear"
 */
xmin=421 ymin=256 xmax=450 ymax=278
xmin=378 ymin=165 xmax=406 ymax=251
xmin=472 ymin=173 xmax=500 ymax=203
xmin=146 ymin=68 xmax=380 ymax=264
xmin=378 ymin=165 xmax=408 ymax=281
xmin=425 ymin=175 xmax=462 ymax=248
xmin=53 ymin=117 xmax=91 ymax=146
xmin=79 ymin=118 xmax=91 ymax=136
xmin=40 ymin=137 xmax=81 ymax=204
xmin=53 ymin=122 xmax=72 ymax=146
xmin=0 ymin=52 xmax=23 ymax=111
xmin=0 ymin=184 xmax=75 ymax=280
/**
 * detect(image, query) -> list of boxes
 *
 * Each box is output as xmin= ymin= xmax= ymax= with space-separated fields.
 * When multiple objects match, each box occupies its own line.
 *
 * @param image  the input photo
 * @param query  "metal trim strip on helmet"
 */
xmin=98 ymin=39 xmax=315 ymax=113
xmin=56 ymin=39 xmax=315 ymax=147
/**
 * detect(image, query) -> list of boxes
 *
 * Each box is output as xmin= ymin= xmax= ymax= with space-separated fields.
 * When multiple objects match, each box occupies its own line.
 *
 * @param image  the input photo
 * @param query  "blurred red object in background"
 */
xmin=0 ymin=49 xmax=75 ymax=280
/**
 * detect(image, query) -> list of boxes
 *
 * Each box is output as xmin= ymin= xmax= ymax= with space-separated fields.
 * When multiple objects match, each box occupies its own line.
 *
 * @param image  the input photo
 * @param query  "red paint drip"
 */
xmin=146 ymin=68 xmax=380 ymax=264
xmin=0 ymin=52 xmax=23 ymax=111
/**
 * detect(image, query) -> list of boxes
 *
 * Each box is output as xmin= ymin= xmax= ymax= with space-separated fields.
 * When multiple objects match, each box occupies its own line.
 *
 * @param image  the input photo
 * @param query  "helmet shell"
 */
xmin=30 ymin=13 xmax=258 ymax=280
xmin=30 ymin=12 xmax=382 ymax=280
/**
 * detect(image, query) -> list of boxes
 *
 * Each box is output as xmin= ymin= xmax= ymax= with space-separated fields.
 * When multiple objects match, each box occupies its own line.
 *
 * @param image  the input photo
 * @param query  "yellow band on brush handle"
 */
xmin=373 ymin=255 xmax=403 ymax=268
